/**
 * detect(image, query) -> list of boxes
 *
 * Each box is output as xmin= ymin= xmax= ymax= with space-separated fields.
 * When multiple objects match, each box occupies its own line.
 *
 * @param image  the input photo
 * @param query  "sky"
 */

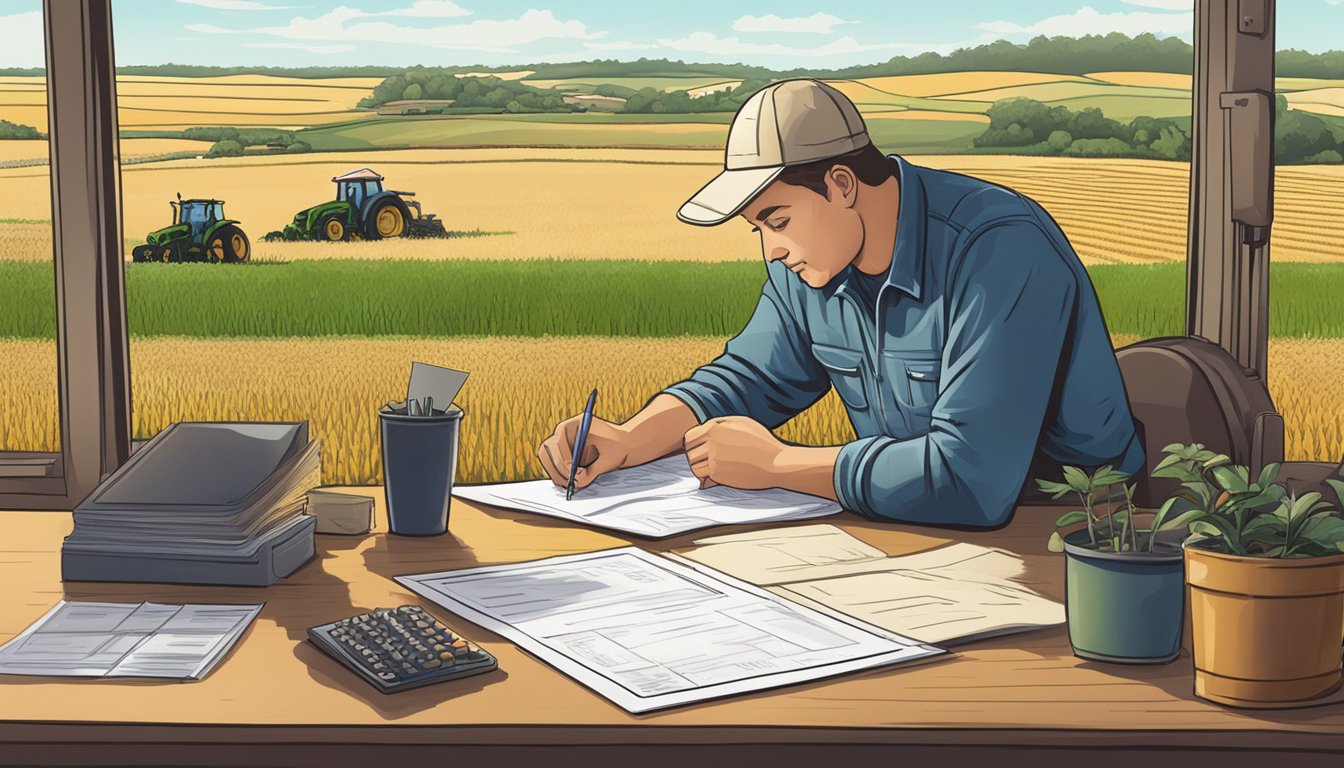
xmin=0 ymin=0 xmax=1341 ymax=69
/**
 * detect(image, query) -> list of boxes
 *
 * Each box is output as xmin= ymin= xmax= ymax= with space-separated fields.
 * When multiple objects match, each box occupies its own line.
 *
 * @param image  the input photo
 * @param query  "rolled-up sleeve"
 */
xmin=834 ymin=222 xmax=1077 ymax=528
xmin=660 ymin=274 xmax=830 ymax=429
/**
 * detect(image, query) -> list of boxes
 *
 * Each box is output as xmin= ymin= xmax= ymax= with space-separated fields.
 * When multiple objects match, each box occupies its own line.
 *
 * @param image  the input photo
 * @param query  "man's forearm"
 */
xmin=771 ymin=445 xmax=841 ymax=500
xmin=616 ymin=393 xmax=701 ymax=466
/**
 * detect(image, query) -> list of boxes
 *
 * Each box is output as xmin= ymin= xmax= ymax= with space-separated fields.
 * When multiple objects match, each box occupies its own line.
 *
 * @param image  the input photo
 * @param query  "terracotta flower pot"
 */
xmin=1185 ymin=542 xmax=1344 ymax=708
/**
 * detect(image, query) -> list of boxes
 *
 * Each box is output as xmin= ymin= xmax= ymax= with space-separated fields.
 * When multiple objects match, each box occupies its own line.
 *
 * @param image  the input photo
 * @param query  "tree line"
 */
xmin=971 ymin=95 xmax=1344 ymax=164
xmin=357 ymin=69 xmax=576 ymax=113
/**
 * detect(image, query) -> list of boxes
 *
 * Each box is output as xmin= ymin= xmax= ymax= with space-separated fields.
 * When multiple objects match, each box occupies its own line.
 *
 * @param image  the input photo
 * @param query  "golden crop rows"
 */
xmin=2 ymin=153 xmax=1342 ymax=265
xmin=1 ymin=337 xmax=1340 ymax=488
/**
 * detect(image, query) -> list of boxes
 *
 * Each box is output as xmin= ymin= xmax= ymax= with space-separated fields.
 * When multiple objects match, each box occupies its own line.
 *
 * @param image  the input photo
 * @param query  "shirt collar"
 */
xmin=829 ymin=155 xmax=925 ymax=303
xmin=884 ymin=155 xmax=925 ymax=301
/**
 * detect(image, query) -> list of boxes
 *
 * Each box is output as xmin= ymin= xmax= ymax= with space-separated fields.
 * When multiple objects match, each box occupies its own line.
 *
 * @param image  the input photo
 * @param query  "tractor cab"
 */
xmin=334 ymin=169 xmax=385 ymax=212
xmin=173 ymin=198 xmax=224 ymax=241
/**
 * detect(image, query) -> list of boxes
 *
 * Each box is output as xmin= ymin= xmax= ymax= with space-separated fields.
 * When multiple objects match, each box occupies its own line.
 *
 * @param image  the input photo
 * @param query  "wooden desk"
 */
xmin=2 ymin=492 xmax=1343 ymax=767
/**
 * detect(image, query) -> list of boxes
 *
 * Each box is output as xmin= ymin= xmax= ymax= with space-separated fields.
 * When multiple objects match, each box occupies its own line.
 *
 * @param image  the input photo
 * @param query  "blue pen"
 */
xmin=566 ymin=388 xmax=598 ymax=501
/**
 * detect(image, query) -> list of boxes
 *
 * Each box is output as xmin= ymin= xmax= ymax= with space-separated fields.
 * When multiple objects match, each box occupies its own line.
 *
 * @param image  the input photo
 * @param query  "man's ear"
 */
xmin=826 ymin=165 xmax=859 ymax=208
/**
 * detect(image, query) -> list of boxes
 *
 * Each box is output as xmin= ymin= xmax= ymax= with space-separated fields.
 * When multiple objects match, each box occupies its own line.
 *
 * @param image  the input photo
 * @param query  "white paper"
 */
xmin=397 ymin=547 xmax=943 ymax=713
xmin=0 ymin=601 xmax=262 ymax=679
xmin=673 ymin=525 xmax=1065 ymax=645
xmin=452 ymin=455 xmax=841 ymax=538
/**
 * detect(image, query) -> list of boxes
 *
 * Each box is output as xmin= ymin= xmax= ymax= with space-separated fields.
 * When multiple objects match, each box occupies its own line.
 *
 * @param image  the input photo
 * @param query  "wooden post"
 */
xmin=44 ymin=0 xmax=130 ymax=505
xmin=1187 ymin=0 xmax=1275 ymax=379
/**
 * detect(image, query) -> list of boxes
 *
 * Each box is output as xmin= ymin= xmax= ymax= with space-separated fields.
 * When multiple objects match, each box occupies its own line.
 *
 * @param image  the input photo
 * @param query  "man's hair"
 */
xmin=775 ymin=142 xmax=894 ymax=198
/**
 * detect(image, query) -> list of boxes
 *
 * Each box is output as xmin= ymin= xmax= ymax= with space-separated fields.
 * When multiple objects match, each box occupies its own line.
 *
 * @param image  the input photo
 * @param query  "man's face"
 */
xmin=740 ymin=168 xmax=864 ymax=289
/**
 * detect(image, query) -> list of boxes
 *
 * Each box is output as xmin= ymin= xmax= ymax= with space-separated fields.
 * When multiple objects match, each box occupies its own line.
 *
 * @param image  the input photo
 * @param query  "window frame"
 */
xmin=0 ymin=0 xmax=131 ymax=510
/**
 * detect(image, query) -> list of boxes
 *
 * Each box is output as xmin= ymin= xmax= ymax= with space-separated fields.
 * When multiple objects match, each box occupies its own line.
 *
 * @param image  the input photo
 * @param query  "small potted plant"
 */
xmin=1153 ymin=443 xmax=1344 ymax=708
xmin=1036 ymin=464 xmax=1189 ymax=664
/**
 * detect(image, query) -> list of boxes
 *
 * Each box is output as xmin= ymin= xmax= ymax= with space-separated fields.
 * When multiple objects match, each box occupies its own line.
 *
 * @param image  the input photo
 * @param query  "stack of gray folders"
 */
xmin=61 ymin=422 xmax=322 ymax=586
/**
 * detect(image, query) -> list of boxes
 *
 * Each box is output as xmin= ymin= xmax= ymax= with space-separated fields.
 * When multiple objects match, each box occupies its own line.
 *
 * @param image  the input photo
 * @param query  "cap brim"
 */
xmin=677 ymin=165 xmax=783 ymax=226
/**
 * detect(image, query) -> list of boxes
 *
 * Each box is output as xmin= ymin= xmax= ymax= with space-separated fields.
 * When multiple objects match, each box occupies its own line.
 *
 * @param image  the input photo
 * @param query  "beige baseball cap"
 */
xmin=677 ymin=78 xmax=870 ymax=226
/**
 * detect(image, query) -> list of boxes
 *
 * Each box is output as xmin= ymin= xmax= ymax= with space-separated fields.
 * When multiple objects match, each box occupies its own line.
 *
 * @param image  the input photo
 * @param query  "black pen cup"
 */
xmin=379 ymin=406 xmax=463 ymax=536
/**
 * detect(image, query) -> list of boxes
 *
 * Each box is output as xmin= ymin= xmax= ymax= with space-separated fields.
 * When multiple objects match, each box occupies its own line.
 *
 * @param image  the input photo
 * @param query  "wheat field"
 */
xmin=1 ymin=336 xmax=1340 ymax=486
xmin=0 ymin=76 xmax=384 ymax=130
xmin=2 ymin=152 xmax=1343 ymax=265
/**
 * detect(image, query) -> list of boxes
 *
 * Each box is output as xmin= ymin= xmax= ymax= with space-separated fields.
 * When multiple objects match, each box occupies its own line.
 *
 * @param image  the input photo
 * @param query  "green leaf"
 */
xmin=1153 ymin=453 xmax=1184 ymax=473
xmin=1297 ymin=515 xmax=1344 ymax=547
xmin=1203 ymin=454 xmax=1232 ymax=468
xmin=1047 ymin=531 xmax=1065 ymax=553
xmin=1211 ymin=466 xmax=1249 ymax=494
xmin=1062 ymin=465 xmax=1091 ymax=494
xmin=1035 ymin=479 xmax=1072 ymax=499
xmin=1180 ymin=481 xmax=1212 ymax=506
xmin=1290 ymin=492 xmax=1324 ymax=522
xmin=1093 ymin=471 xmax=1130 ymax=487
xmin=1257 ymin=462 xmax=1282 ymax=490
xmin=1054 ymin=510 xmax=1089 ymax=527
xmin=1234 ymin=466 xmax=1250 ymax=485
xmin=1159 ymin=506 xmax=1210 ymax=532
xmin=1264 ymin=545 xmax=1286 ymax=557
xmin=1325 ymin=478 xmax=1344 ymax=507
xmin=1161 ymin=442 xmax=1189 ymax=455
xmin=1190 ymin=521 xmax=1222 ymax=537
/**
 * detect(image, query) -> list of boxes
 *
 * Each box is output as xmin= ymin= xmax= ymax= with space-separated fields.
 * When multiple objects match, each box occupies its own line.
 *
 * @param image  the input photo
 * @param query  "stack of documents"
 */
xmin=398 ymin=547 xmax=944 ymax=713
xmin=452 ymin=455 xmax=841 ymax=538
xmin=0 ymin=600 xmax=262 ymax=680
xmin=62 ymin=422 xmax=322 ymax=586
xmin=670 ymin=525 xmax=1065 ymax=645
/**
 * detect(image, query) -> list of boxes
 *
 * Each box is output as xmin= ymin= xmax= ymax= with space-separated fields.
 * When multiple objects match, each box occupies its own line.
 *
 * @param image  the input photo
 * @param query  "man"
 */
xmin=537 ymin=79 xmax=1143 ymax=528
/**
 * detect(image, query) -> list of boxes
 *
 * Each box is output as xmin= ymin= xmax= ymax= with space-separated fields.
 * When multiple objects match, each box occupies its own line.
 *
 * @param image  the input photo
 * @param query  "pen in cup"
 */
xmin=566 ymin=388 xmax=598 ymax=501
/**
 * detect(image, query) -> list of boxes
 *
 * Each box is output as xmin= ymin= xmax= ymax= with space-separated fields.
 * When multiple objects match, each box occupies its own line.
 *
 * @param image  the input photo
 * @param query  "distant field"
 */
xmin=0 ymin=137 xmax=213 ymax=164
xmin=524 ymin=76 xmax=740 ymax=93
xmin=2 ymin=152 xmax=1342 ymax=266
xmin=6 ymin=72 xmax=1344 ymax=145
xmin=3 ymin=335 xmax=1341 ymax=483
xmin=0 ymin=75 xmax=382 ymax=130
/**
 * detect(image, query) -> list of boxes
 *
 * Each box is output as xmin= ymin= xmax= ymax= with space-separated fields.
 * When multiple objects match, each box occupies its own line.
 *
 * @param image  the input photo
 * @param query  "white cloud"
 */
xmin=1120 ymin=0 xmax=1191 ymax=9
xmin=244 ymin=42 xmax=359 ymax=53
xmin=367 ymin=1 xmax=471 ymax=18
xmin=0 ymin=11 xmax=44 ymax=68
xmin=175 ymin=0 xmax=299 ymax=10
xmin=978 ymin=6 xmax=1193 ymax=39
xmin=192 ymin=6 xmax=604 ymax=54
xmin=583 ymin=41 xmax=657 ymax=52
xmin=732 ymin=13 xmax=853 ymax=35
xmin=657 ymin=32 xmax=898 ymax=58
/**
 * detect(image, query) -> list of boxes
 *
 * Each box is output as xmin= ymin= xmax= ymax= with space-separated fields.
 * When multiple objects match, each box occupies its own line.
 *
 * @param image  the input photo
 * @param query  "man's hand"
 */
xmin=537 ymin=415 xmax=631 ymax=491
xmin=683 ymin=416 xmax=787 ymax=490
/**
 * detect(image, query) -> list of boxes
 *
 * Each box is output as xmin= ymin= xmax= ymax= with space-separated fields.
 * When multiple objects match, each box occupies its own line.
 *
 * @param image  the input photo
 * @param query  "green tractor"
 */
xmin=130 ymin=195 xmax=251 ymax=263
xmin=266 ymin=168 xmax=447 ymax=242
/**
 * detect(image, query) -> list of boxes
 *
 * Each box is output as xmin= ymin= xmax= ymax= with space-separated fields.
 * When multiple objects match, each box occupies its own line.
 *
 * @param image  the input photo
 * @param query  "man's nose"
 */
xmin=764 ymin=246 xmax=789 ymax=263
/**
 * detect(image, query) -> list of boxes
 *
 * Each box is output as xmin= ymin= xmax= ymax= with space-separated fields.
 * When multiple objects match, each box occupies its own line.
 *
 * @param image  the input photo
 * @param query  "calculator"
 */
xmin=308 ymin=605 xmax=497 ymax=693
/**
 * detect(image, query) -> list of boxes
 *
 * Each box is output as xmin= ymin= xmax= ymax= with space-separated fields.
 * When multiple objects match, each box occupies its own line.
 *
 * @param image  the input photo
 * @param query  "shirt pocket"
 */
xmin=810 ymin=343 xmax=869 ymax=411
xmin=883 ymin=351 xmax=941 ymax=431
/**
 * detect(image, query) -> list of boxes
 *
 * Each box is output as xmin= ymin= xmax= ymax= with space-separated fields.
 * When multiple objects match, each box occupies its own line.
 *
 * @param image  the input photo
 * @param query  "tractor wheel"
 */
xmin=208 ymin=225 xmax=251 ymax=263
xmin=158 ymin=243 xmax=178 ymax=263
xmin=319 ymin=214 xmax=347 ymax=243
xmin=365 ymin=199 xmax=408 ymax=240
xmin=131 ymin=245 xmax=154 ymax=262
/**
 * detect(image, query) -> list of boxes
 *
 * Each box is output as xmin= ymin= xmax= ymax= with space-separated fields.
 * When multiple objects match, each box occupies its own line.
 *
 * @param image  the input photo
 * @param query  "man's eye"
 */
xmin=768 ymin=218 xmax=789 ymax=231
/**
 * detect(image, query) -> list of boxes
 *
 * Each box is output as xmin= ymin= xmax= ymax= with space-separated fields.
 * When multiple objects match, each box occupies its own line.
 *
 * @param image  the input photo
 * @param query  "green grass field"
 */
xmin=1 ymin=260 xmax=1342 ymax=341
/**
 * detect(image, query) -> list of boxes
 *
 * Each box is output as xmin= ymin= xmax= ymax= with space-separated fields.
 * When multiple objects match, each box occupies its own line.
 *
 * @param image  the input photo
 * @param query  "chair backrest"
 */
xmin=1115 ymin=335 xmax=1284 ymax=507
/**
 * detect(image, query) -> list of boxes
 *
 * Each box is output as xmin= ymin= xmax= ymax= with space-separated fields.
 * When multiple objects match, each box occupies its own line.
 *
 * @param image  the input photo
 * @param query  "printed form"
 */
xmin=0 ymin=600 xmax=262 ymax=679
xmin=397 ymin=547 xmax=944 ymax=713
xmin=451 ymin=455 xmax=841 ymax=538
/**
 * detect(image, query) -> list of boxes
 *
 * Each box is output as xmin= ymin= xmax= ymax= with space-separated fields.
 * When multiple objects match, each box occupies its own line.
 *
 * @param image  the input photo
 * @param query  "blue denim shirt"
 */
xmin=661 ymin=155 xmax=1144 ymax=528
